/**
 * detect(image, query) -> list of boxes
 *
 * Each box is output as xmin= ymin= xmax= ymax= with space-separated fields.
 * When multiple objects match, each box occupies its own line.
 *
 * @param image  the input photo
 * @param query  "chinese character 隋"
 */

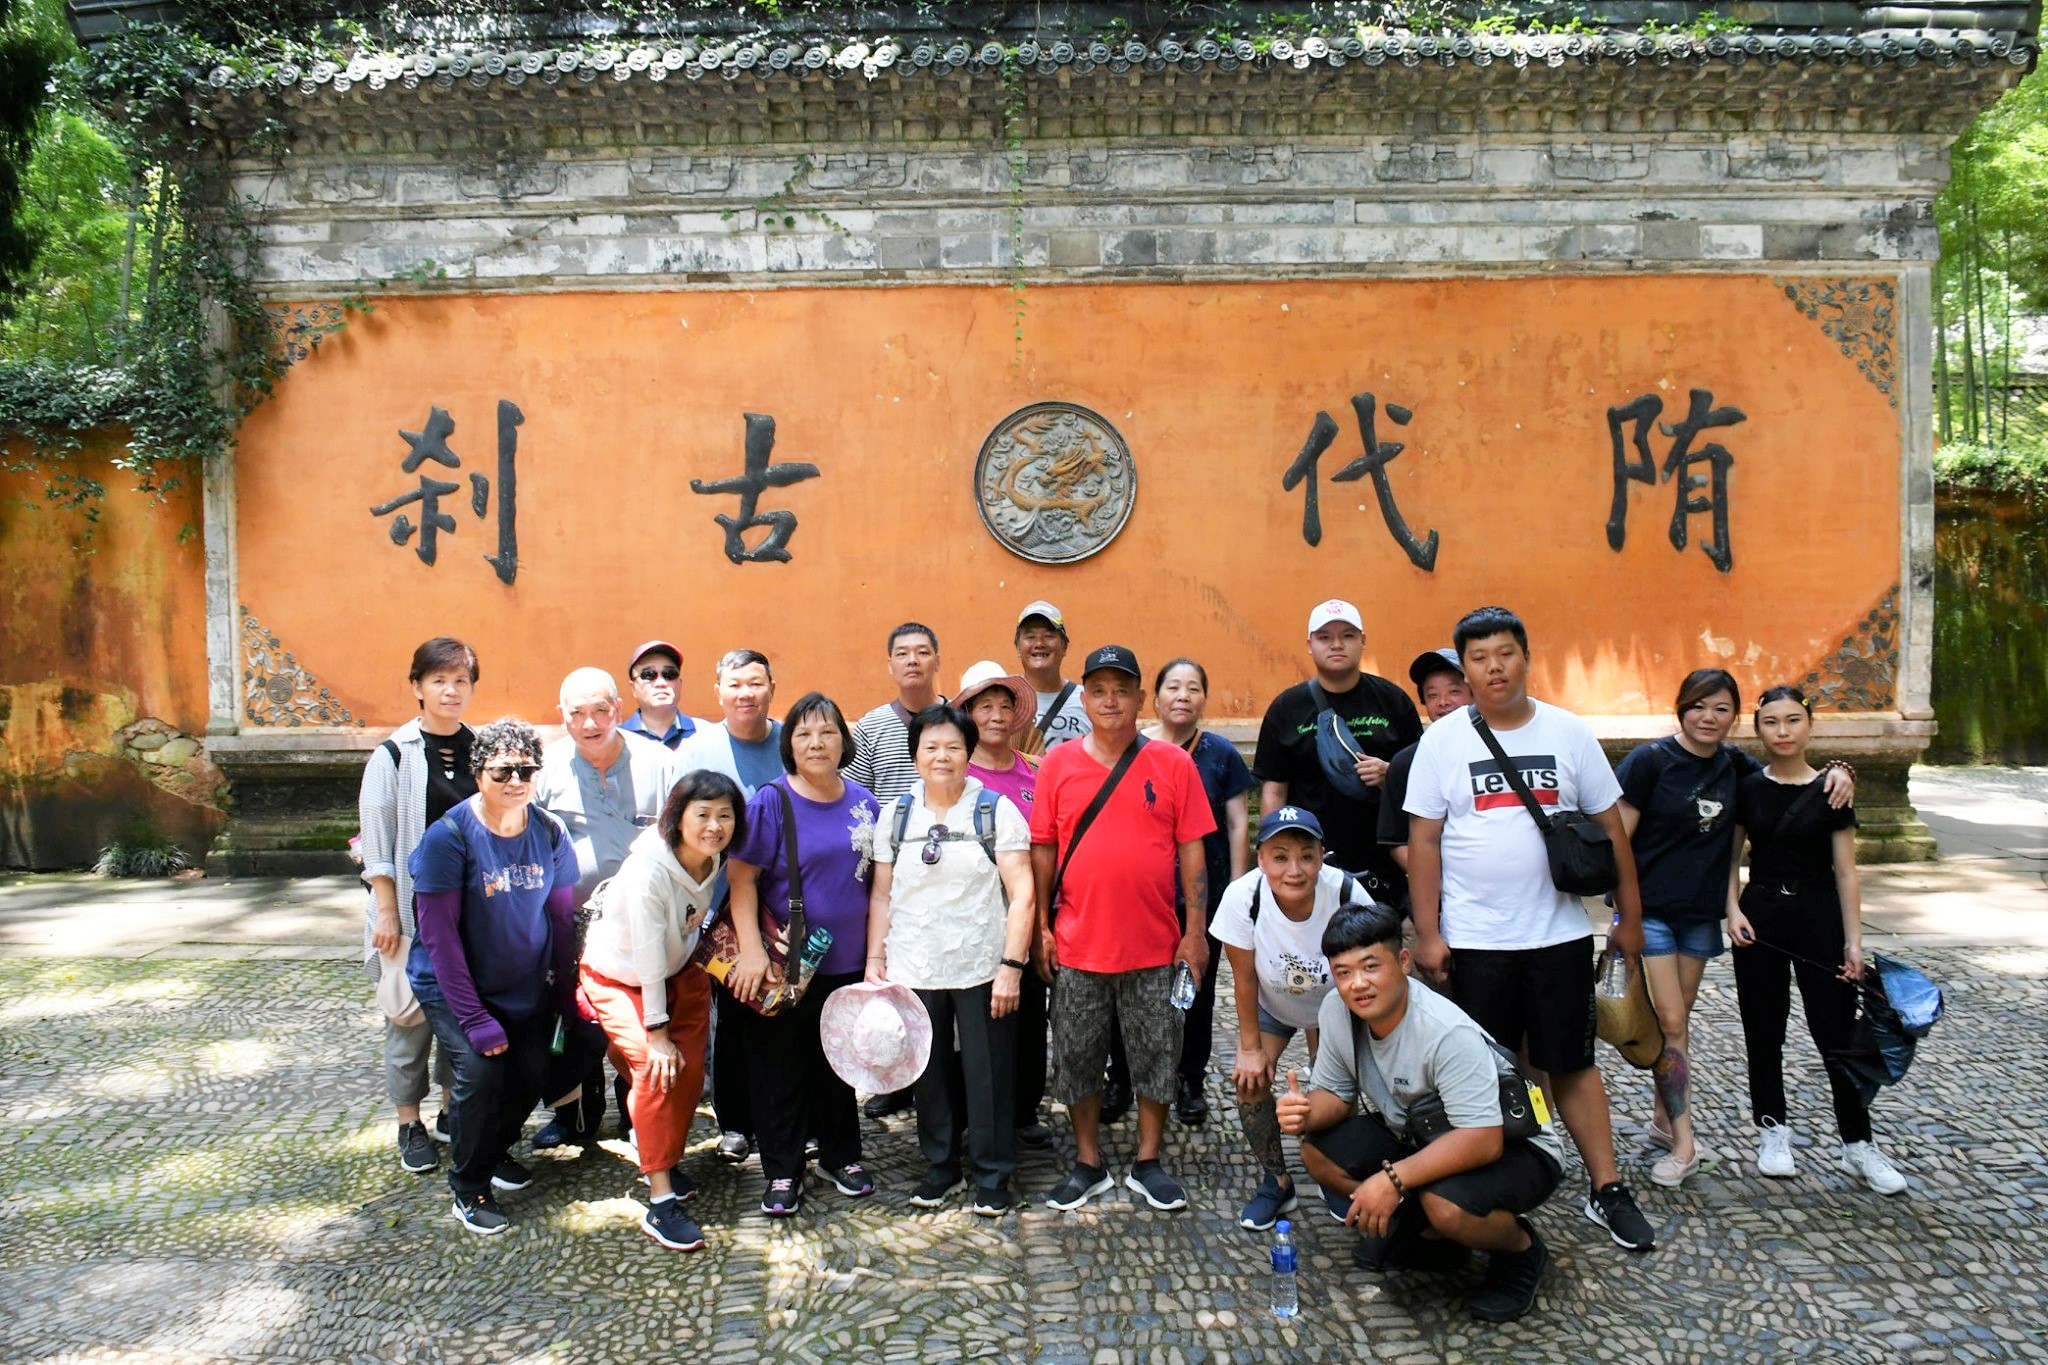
xmin=689 ymin=413 xmax=822 ymax=565
xmin=1283 ymin=392 xmax=1440 ymax=571
xmin=1605 ymin=388 xmax=1742 ymax=573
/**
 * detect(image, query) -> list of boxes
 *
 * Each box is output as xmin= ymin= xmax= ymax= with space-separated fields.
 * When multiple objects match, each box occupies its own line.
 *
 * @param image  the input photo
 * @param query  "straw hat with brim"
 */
xmin=819 ymin=981 xmax=934 ymax=1094
xmin=954 ymin=660 xmax=1036 ymax=735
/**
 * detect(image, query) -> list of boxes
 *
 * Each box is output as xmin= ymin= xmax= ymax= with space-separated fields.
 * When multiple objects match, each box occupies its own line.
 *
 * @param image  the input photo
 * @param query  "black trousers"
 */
xmin=712 ymin=983 xmax=754 ymax=1135
xmin=538 ymin=1015 xmax=610 ymax=1129
xmin=741 ymin=970 xmax=862 ymax=1183
xmin=421 ymin=999 xmax=551 ymax=1197
xmin=1731 ymin=881 xmax=1871 ymax=1143
xmin=915 ymin=982 xmax=1018 ymax=1193
xmin=1107 ymin=931 xmax=1218 ymax=1091
xmin=1012 ymin=968 xmax=1049 ymax=1121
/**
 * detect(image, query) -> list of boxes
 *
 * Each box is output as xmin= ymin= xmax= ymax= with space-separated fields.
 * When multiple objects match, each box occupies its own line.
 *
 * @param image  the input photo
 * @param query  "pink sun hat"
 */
xmin=819 ymin=981 xmax=934 ymax=1094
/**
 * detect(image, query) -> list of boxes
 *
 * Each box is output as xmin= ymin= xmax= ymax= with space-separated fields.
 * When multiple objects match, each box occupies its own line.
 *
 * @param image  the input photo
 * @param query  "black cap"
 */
xmin=1408 ymin=647 xmax=1463 ymax=688
xmin=1081 ymin=644 xmax=1141 ymax=680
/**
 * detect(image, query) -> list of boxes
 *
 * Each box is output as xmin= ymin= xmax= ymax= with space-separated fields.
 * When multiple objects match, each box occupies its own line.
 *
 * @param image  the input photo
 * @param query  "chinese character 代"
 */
xmin=1283 ymin=392 xmax=1440 ymax=571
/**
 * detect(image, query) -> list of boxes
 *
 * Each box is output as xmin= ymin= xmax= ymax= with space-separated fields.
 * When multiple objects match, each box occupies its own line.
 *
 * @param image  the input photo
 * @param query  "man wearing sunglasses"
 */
xmin=619 ymin=640 xmax=705 ymax=750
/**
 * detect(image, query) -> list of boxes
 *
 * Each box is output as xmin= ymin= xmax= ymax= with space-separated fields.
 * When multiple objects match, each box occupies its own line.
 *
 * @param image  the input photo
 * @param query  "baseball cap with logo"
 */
xmin=1081 ymin=644 xmax=1141 ymax=680
xmin=627 ymin=639 xmax=683 ymax=673
xmin=1257 ymin=805 xmax=1326 ymax=844
xmin=1408 ymin=647 xmax=1464 ymax=688
xmin=1307 ymin=599 xmax=1364 ymax=634
xmin=1016 ymin=600 xmax=1068 ymax=640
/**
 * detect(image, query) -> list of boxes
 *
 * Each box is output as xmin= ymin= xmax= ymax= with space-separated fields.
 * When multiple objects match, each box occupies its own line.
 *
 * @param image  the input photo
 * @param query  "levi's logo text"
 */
xmin=1469 ymin=756 xmax=1561 ymax=811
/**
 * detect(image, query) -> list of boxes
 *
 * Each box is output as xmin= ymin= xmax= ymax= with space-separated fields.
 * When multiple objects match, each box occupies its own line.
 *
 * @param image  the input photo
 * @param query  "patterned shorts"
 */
xmin=1050 ymin=964 xmax=1183 ymax=1107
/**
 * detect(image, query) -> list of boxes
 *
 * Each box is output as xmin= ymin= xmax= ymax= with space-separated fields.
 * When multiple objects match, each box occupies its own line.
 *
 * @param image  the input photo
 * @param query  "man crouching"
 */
xmin=1276 ymin=904 xmax=1563 ymax=1322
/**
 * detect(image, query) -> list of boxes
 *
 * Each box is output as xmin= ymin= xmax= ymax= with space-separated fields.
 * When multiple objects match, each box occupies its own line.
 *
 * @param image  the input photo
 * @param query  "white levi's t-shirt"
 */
xmin=1402 ymin=700 xmax=1622 ymax=952
xmin=1209 ymin=864 xmax=1359 ymax=1032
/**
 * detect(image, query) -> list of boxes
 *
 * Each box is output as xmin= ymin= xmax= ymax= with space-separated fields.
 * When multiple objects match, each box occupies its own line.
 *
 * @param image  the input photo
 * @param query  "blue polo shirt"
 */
xmin=619 ymin=711 xmax=703 ymax=749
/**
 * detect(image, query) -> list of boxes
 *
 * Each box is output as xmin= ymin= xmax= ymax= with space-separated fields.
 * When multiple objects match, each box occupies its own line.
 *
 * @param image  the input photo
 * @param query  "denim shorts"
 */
xmin=1256 ymin=1003 xmax=1300 ymax=1042
xmin=1641 ymin=915 xmax=1725 ymax=960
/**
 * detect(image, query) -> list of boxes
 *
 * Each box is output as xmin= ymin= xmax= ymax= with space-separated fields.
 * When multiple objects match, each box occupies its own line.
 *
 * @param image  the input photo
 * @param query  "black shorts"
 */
xmin=1448 ymin=936 xmax=1597 ymax=1076
xmin=1306 ymin=1113 xmax=1561 ymax=1221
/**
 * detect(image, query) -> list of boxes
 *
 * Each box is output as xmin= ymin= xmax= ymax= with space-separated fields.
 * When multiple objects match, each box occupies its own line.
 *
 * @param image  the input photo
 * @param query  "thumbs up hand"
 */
xmin=1275 ymin=1067 xmax=1313 ymax=1135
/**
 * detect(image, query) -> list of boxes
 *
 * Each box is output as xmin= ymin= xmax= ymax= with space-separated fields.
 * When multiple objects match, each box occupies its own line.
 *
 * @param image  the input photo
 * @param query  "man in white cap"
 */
xmin=1015 ymin=601 xmax=1092 ymax=751
xmin=1253 ymin=599 xmax=1422 ymax=905
xmin=618 ymin=640 xmax=705 ymax=750
xmin=955 ymin=659 xmax=1055 ymax=1148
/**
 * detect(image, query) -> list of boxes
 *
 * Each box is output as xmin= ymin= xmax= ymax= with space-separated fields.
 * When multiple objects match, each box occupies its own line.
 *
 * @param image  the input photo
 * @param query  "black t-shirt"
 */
xmin=1736 ymin=770 xmax=1856 ymax=885
xmin=1617 ymin=736 xmax=1762 ymax=923
xmin=1375 ymin=741 xmax=1419 ymax=852
xmin=1254 ymin=674 xmax=1422 ymax=883
xmin=422 ymin=725 xmax=477 ymax=827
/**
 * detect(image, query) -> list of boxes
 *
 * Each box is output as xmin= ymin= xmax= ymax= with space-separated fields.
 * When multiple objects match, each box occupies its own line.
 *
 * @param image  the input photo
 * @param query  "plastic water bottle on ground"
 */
xmin=1271 ymin=1219 xmax=1299 ymax=1319
xmin=1170 ymin=960 xmax=1198 ymax=1011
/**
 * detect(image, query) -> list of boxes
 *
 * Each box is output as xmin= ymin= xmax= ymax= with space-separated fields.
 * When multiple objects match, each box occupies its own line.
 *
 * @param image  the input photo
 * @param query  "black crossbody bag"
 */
xmin=1045 ymin=737 xmax=1147 ymax=928
xmin=1468 ymin=708 xmax=1619 ymax=897
xmin=1352 ymin=1013 xmax=1542 ymax=1146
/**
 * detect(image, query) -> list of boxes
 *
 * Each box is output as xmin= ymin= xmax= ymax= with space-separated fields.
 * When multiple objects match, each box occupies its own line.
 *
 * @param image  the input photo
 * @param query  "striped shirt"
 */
xmin=846 ymin=701 xmax=922 ymax=804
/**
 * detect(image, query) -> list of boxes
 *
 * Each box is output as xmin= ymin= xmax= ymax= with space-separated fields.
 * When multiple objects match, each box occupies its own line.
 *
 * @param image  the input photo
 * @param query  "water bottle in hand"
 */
xmin=1169 ymin=960 xmax=1197 ymax=1011
xmin=1270 ymin=1219 xmax=1299 ymax=1319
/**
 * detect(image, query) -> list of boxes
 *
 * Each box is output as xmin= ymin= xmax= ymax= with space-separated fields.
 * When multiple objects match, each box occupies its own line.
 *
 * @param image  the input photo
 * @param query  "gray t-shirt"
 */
xmin=1310 ymin=977 xmax=1565 ymax=1167
xmin=534 ymin=732 xmax=685 ymax=899
xmin=1035 ymin=684 xmax=1093 ymax=749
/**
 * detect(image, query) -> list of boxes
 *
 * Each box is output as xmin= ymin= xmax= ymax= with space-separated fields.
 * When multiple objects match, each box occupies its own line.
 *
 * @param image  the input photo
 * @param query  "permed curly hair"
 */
xmin=468 ymin=717 xmax=544 ymax=777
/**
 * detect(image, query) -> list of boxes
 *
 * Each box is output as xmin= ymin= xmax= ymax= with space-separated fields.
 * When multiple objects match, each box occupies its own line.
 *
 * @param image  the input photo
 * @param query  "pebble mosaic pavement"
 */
xmin=3 ymin=948 xmax=2046 ymax=1363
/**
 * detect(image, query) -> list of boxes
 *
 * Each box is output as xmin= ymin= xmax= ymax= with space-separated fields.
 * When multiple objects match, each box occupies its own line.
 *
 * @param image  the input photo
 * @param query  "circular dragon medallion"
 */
xmin=974 ymin=402 xmax=1137 ymax=565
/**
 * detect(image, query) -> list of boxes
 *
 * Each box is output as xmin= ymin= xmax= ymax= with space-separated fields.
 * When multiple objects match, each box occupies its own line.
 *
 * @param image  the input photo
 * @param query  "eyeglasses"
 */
xmin=921 ymin=825 xmax=951 ymax=865
xmin=635 ymin=666 xmax=681 ymax=683
xmin=482 ymin=764 xmax=540 ymax=783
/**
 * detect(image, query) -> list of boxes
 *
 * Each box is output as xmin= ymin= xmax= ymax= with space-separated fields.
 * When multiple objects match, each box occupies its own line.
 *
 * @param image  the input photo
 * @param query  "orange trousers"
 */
xmin=579 ymin=964 xmax=711 ymax=1175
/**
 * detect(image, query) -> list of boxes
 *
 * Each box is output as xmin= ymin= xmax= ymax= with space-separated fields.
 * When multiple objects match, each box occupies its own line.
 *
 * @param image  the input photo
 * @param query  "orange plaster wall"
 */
xmin=0 ymin=436 xmax=210 ymax=738
xmin=232 ymin=276 xmax=1900 ymax=728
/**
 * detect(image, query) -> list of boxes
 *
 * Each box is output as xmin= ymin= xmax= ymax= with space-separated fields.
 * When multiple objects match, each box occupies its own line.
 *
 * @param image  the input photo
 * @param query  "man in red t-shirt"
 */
xmin=1030 ymin=645 xmax=1215 ymax=1212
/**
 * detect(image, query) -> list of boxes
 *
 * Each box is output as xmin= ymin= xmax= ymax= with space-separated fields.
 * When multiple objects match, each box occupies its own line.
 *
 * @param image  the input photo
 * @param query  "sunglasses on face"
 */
xmin=636 ymin=666 xmax=681 ymax=683
xmin=482 ymin=764 xmax=540 ymax=783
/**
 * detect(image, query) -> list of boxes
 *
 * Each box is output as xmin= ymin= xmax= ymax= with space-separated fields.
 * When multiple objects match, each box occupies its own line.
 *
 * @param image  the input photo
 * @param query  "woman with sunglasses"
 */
xmin=407 ymin=718 xmax=583 ymax=1235
xmin=724 ymin=692 xmax=881 ymax=1216
xmin=866 ymin=702 xmax=1036 ymax=1216
xmin=580 ymin=769 xmax=744 ymax=1251
xmin=357 ymin=636 xmax=479 ymax=1175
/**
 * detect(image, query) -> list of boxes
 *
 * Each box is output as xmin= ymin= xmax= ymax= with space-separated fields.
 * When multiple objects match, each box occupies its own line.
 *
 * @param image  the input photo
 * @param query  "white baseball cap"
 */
xmin=1307 ymin=599 xmax=1364 ymax=634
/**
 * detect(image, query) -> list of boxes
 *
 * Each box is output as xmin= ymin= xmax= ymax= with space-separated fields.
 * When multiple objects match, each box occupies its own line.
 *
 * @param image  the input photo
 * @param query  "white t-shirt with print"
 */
xmin=1402 ymin=700 xmax=1622 ymax=952
xmin=873 ymin=778 xmax=1031 ymax=991
xmin=1209 ymin=864 xmax=1361 ymax=1031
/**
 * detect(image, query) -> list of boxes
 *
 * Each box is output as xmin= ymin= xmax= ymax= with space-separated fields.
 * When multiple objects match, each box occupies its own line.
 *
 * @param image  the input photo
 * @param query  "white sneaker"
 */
xmin=1841 ymin=1140 xmax=1907 ymax=1196
xmin=1756 ymin=1118 xmax=1797 ymax=1178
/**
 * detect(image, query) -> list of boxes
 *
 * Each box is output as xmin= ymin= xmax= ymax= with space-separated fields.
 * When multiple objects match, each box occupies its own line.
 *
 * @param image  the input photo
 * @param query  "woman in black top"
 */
xmin=1725 ymin=686 xmax=1904 ymax=1196
xmin=1615 ymin=669 xmax=1851 ymax=1189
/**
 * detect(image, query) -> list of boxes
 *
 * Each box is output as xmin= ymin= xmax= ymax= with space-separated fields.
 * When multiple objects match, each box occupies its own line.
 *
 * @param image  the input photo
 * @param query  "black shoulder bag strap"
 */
xmin=773 ymin=783 xmax=806 ymax=957
xmin=1468 ymin=707 xmax=1553 ymax=835
xmin=1038 ymin=681 xmax=1078 ymax=733
xmin=1308 ymin=679 xmax=1363 ymax=761
xmin=1046 ymin=737 xmax=1147 ymax=926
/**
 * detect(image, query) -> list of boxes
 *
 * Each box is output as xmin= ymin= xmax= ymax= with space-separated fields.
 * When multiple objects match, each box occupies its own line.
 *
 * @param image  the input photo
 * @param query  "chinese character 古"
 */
xmin=689 ymin=413 xmax=822 ymax=565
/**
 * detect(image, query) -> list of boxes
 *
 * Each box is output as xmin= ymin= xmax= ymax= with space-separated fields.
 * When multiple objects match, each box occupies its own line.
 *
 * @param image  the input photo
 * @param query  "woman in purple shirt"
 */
xmin=408 ymin=718 xmax=582 ymax=1236
xmin=725 ymin=692 xmax=881 ymax=1216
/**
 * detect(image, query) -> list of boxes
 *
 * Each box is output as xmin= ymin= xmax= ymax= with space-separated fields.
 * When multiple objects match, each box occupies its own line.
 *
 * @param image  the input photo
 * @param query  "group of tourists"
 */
xmin=355 ymin=596 xmax=1907 ymax=1322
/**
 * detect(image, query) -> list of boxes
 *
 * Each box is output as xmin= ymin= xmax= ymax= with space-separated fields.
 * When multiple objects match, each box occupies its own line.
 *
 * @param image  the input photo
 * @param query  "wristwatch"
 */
xmin=999 ymin=957 xmax=1029 ymax=971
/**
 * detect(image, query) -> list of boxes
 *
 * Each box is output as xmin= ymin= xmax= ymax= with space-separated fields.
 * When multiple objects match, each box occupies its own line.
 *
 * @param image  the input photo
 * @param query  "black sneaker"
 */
xmin=530 ymin=1110 xmax=590 ymax=1151
xmin=970 ymin=1185 xmax=1015 ymax=1217
xmin=715 ymin=1131 xmax=752 ymax=1164
xmin=451 ymin=1191 xmax=510 ymax=1235
xmin=1124 ymin=1159 xmax=1189 ymax=1211
xmin=491 ymin=1158 xmax=534 ymax=1192
xmin=1016 ymin=1120 xmax=1055 ymax=1150
xmin=1174 ymin=1076 xmax=1209 ymax=1126
xmin=397 ymin=1121 xmax=437 ymax=1174
xmin=431 ymin=1111 xmax=453 ymax=1144
xmin=1583 ymin=1181 xmax=1656 ymax=1252
xmin=641 ymin=1198 xmax=705 ymax=1251
xmin=830 ymin=1162 xmax=876 ymax=1198
xmin=1468 ymin=1218 xmax=1548 ymax=1321
xmin=909 ymin=1171 xmax=964 ymax=1208
xmin=1046 ymin=1163 xmax=1115 ymax=1211
xmin=1099 ymin=1077 xmax=1133 ymax=1125
xmin=634 ymin=1167 xmax=699 ymax=1203
xmin=862 ymin=1087 xmax=914 ymax=1119
xmin=761 ymin=1177 xmax=802 ymax=1217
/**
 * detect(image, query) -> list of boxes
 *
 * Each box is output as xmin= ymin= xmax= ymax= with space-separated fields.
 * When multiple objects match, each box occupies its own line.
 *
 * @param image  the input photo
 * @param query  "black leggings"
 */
xmin=1730 ymin=881 xmax=1870 ymax=1144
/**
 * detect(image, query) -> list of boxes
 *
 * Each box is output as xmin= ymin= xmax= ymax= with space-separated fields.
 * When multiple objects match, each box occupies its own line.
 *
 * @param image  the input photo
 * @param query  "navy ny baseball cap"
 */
xmin=1257 ymin=805 xmax=1326 ymax=844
